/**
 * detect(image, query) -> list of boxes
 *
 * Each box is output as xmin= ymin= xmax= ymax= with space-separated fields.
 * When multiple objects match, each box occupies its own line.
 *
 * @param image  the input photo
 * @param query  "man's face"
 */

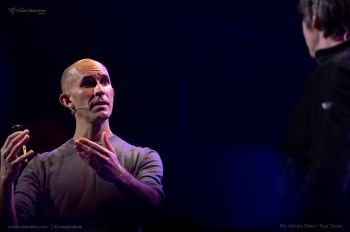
xmin=67 ymin=60 xmax=114 ymax=122
xmin=302 ymin=19 xmax=318 ymax=58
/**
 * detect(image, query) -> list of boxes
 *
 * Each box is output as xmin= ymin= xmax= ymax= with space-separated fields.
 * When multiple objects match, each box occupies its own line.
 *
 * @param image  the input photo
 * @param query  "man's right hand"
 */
xmin=0 ymin=130 xmax=34 ymax=188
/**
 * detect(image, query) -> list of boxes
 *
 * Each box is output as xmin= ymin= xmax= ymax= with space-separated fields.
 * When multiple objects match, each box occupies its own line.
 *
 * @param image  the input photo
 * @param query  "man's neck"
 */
xmin=73 ymin=119 xmax=113 ymax=141
xmin=314 ymin=32 xmax=346 ymax=56
xmin=318 ymin=39 xmax=343 ymax=51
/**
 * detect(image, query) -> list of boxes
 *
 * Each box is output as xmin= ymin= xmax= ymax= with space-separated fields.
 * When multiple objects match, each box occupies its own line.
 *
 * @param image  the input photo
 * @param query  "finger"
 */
xmin=77 ymin=151 xmax=103 ymax=169
xmin=75 ymin=143 xmax=91 ymax=162
xmin=2 ymin=130 xmax=28 ymax=157
xmin=5 ymin=130 xmax=29 ymax=153
xmin=2 ymin=131 xmax=24 ymax=150
xmin=77 ymin=138 xmax=110 ymax=155
xmin=77 ymin=150 xmax=87 ymax=161
xmin=75 ymin=144 xmax=91 ymax=160
xmin=102 ymin=132 xmax=115 ymax=153
xmin=74 ymin=140 xmax=95 ymax=155
xmin=6 ymin=134 xmax=30 ymax=161
xmin=75 ymin=141 xmax=107 ymax=161
xmin=12 ymin=150 xmax=34 ymax=165
xmin=78 ymin=148 xmax=107 ymax=162
xmin=77 ymin=151 xmax=90 ymax=163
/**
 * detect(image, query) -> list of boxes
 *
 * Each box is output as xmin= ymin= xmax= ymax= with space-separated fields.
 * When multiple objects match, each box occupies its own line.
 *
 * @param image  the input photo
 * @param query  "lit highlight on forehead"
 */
xmin=71 ymin=59 xmax=109 ymax=80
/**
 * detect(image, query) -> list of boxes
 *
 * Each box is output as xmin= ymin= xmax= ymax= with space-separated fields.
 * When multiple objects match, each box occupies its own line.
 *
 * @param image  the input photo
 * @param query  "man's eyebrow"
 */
xmin=80 ymin=75 xmax=95 ymax=81
xmin=99 ymin=74 xmax=110 ymax=80
xmin=81 ymin=74 xmax=110 ymax=80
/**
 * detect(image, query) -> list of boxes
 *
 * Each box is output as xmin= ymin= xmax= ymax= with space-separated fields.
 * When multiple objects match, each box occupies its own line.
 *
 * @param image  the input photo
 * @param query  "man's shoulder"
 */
xmin=112 ymin=134 xmax=148 ymax=151
xmin=111 ymin=134 xmax=160 ymax=162
xmin=20 ymin=139 xmax=74 ymax=176
xmin=315 ymin=56 xmax=350 ymax=87
xmin=34 ymin=139 xmax=74 ymax=161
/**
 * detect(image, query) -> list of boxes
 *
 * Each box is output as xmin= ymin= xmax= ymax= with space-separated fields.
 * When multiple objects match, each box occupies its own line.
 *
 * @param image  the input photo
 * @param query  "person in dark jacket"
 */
xmin=281 ymin=0 xmax=350 ymax=227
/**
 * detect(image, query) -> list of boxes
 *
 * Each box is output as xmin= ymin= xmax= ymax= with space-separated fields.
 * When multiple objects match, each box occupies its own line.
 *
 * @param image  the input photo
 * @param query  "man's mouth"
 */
xmin=91 ymin=101 xmax=109 ymax=108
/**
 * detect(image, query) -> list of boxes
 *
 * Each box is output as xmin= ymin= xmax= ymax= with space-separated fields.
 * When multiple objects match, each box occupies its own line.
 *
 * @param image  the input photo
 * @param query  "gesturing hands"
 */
xmin=0 ymin=130 xmax=34 ymax=187
xmin=74 ymin=132 xmax=161 ymax=207
xmin=74 ymin=132 xmax=123 ymax=183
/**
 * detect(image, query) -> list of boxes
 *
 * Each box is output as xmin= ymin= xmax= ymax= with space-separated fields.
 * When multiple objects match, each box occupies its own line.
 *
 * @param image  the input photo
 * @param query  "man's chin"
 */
xmin=91 ymin=111 xmax=111 ymax=122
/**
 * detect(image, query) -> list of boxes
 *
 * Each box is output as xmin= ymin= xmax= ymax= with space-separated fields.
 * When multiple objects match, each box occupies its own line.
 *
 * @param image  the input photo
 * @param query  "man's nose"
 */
xmin=94 ymin=82 xmax=105 ymax=96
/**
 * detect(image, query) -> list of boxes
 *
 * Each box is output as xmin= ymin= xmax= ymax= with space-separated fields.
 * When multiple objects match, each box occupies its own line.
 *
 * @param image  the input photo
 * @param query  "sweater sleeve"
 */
xmin=14 ymin=158 xmax=40 ymax=224
xmin=135 ymin=148 xmax=164 ymax=199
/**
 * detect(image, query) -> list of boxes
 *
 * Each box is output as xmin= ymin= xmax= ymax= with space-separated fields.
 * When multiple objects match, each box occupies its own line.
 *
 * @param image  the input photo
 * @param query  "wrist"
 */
xmin=112 ymin=164 xmax=132 ymax=185
xmin=0 ymin=177 xmax=14 ymax=193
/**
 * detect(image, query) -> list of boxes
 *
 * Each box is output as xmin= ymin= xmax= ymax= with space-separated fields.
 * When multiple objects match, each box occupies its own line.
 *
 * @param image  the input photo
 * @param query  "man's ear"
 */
xmin=59 ymin=93 xmax=74 ymax=109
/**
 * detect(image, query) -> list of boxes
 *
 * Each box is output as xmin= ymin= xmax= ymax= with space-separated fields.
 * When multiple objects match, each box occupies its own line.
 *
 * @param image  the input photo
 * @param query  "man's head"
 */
xmin=299 ymin=0 xmax=350 ymax=56
xmin=59 ymin=59 xmax=114 ymax=123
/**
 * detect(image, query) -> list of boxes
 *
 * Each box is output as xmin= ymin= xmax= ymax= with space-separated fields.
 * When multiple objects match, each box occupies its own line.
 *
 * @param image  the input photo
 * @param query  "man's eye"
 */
xmin=100 ymin=79 xmax=110 ymax=85
xmin=81 ymin=80 xmax=96 ymax=88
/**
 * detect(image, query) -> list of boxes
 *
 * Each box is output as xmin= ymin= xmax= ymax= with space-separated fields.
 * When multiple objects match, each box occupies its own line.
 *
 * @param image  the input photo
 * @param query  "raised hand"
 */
xmin=74 ymin=132 xmax=122 ymax=182
xmin=0 ymin=130 xmax=34 ymax=187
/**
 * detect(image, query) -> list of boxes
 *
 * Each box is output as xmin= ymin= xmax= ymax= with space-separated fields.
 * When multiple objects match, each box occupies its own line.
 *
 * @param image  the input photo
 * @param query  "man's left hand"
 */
xmin=74 ymin=132 xmax=123 ymax=183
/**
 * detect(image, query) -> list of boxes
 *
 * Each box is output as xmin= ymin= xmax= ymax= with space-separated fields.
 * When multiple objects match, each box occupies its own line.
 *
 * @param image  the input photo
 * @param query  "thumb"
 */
xmin=102 ymin=132 xmax=115 ymax=153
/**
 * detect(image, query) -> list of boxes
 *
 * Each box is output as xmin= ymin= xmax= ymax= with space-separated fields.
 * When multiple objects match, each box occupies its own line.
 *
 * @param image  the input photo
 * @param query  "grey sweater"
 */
xmin=14 ymin=134 xmax=163 ymax=231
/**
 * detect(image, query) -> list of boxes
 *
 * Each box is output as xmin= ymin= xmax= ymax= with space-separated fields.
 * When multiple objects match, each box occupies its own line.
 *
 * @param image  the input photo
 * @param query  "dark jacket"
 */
xmin=282 ymin=41 xmax=350 ymax=225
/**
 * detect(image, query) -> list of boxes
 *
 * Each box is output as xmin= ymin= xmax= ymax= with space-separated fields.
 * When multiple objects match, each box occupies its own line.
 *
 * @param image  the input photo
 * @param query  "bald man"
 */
xmin=0 ymin=59 xmax=164 ymax=231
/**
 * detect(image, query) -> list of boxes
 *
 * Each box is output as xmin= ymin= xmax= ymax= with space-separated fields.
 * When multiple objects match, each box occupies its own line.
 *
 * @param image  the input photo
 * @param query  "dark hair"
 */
xmin=299 ymin=0 xmax=350 ymax=38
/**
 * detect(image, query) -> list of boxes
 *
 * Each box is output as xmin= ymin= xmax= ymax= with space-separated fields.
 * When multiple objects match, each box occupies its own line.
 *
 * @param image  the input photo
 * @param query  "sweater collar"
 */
xmin=315 ymin=40 xmax=350 ymax=64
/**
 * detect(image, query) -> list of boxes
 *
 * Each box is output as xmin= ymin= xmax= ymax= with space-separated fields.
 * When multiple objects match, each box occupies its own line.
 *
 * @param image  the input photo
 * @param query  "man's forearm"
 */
xmin=0 ymin=182 xmax=18 ymax=228
xmin=112 ymin=165 xmax=161 ymax=208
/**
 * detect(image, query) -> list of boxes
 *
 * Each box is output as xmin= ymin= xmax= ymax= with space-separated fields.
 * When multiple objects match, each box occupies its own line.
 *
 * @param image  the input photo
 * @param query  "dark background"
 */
xmin=2 ymin=0 xmax=316 ymax=231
